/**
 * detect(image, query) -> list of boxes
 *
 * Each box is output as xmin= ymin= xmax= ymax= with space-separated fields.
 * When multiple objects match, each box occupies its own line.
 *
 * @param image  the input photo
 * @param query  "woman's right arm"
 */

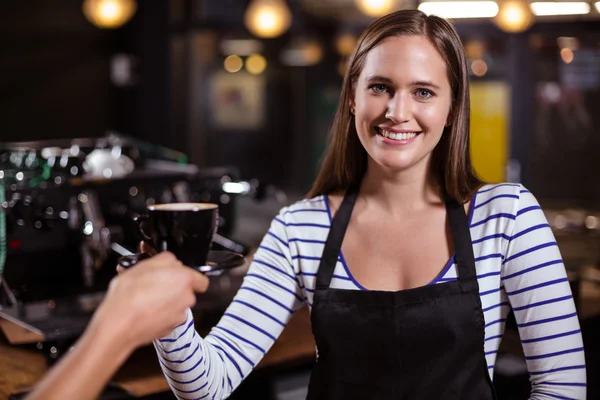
xmin=153 ymin=207 xmax=305 ymax=399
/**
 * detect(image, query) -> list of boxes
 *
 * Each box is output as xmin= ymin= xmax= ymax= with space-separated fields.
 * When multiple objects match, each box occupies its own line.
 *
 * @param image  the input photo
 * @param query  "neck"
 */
xmin=359 ymin=157 xmax=442 ymax=216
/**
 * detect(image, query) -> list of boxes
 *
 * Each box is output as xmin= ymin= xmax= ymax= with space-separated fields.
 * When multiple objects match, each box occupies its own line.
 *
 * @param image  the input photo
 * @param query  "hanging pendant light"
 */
xmin=244 ymin=0 xmax=292 ymax=39
xmin=494 ymin=0 xmax=535 ymax=33
xmin=355 ymin=0 xmax=396 ymax=17
xmin=82 ymin=0 xmax=137 ymax=29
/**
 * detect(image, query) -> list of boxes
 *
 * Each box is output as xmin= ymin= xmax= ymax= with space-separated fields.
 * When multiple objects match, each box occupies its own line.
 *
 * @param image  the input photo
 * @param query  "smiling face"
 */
xmin=351 ymin=35 xmax=453 ymax=175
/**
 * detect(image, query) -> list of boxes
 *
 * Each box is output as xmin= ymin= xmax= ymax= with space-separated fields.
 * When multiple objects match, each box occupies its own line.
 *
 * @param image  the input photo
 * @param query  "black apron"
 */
xmin=306 ymin=186 xmax=496 ymax=400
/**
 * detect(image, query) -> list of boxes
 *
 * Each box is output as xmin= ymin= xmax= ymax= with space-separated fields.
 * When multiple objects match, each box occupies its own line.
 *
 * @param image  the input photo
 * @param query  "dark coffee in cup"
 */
xmin=135 ymin=202 xmax=219 ymax=268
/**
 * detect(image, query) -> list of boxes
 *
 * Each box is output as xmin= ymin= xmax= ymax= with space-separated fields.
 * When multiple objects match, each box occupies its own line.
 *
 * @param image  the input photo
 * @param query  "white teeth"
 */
xmin=380 ymin=129 xmax=418 ymax=141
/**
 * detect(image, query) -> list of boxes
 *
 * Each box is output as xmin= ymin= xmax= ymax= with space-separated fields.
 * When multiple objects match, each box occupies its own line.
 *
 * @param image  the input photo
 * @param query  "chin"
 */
xmin=371 ymin=153 xmax=419 ymax=172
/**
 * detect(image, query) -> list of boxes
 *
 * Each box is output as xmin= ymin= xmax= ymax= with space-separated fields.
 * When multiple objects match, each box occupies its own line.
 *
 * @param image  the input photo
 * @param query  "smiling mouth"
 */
xmin=374 ymin=127 xmax=421 ymax=141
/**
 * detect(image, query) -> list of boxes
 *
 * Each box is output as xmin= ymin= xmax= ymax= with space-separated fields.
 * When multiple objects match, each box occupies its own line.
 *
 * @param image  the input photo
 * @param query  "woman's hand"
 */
xmin=94 ymin=252 xmax=210 ymax=351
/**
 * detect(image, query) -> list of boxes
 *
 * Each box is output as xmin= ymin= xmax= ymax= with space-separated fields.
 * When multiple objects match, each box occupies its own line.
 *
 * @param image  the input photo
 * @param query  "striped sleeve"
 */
xmin=153 ymin=206 xmax=304 ymax=399
xmin=501 ymin=186 xmax=586 ymax=400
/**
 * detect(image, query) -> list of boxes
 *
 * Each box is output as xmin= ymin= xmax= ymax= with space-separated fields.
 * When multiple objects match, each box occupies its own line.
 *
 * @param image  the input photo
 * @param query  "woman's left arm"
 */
xmin=501 ymin=187 xmax=586 ymax=400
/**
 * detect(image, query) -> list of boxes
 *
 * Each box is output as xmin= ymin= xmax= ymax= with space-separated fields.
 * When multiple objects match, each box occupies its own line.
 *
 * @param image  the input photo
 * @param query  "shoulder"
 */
xmin=471 ymin=182 xmax=527 ymax=212
xmin=474 ymin=182 xmax=524 ymax=197
xmin=470 ymin=183 xmax=541 ymax=229
xmin=284 ymin=195 xmax=330 ymax=213
xmin=274 ymin=195 xmax=331 ymax=226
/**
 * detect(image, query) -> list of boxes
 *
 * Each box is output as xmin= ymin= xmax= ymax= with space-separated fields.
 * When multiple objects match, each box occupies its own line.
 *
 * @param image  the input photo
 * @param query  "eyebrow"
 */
xmin=366 ymin=75 xmax=441 ymax=90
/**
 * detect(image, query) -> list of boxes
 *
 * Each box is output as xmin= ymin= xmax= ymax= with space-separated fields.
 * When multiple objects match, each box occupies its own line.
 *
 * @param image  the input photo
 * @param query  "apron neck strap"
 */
xmin=444 ymin=194 xmax=477 ymax=284
xmin=316 ymin=185 xmax=359 ymax=290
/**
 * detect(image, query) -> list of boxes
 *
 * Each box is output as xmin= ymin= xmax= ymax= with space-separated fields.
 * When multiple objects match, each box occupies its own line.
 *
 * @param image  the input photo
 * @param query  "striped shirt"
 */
xmin=153 ymin=183 xmax=586 ymax=400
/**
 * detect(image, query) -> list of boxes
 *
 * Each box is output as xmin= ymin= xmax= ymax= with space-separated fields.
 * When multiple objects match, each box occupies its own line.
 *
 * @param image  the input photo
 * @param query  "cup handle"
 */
xmin=118 ymin=253 xmax=152 ymax=269
xmin=133 ymin=215 xmax=153 ymax=246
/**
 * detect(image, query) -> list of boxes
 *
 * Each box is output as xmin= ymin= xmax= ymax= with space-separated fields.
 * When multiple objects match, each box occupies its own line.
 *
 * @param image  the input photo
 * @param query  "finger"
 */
xmin=116 ymin=265 xmax=126 ymax=274
xmin=154 ymin=251 xmax=177 ymax=263
xmin=133 ymin=252 xmax=175 ymax=271
xmin=189 ymin=271 xmax=210 ymax=293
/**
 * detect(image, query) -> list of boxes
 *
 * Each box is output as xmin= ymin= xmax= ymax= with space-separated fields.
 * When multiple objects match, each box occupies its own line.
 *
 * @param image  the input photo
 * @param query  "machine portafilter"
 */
xmin=75 ymin=190 xmax=112 ymax=288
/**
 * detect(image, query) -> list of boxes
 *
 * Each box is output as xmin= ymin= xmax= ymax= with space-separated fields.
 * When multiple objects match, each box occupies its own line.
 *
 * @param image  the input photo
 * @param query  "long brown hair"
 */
xmin=306 ymin=9 xmax=482 ymax=203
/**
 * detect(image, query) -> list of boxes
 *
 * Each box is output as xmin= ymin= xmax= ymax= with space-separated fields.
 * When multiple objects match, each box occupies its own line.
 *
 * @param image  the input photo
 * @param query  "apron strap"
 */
xmin=316 ymin=186 xmax=359 ymax=290
xmin=445 ymin=195 xmax=478 ymax=286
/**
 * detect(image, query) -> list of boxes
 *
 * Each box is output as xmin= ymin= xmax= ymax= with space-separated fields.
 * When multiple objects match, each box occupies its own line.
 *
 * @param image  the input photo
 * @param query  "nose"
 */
xmin=385 ymin=93 xmax=411 ymax=123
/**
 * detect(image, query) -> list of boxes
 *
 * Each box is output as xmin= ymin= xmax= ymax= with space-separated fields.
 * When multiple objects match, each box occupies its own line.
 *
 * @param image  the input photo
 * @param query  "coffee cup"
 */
xmin=125 ymin=202 xmax=219 ymax=268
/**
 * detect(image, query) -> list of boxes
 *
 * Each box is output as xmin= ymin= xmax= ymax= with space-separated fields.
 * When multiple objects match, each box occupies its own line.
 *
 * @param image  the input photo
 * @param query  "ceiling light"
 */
xmin=244 ymin=0 xmax=292 ymax=39
xmin=494 ymin=0 xmax=534 ymax=33
xmin=418 ymin=1 xmax=499 ymax=18
xmin=355 ymin=0 xmax=396 ymax=17
xmin=530 ymin=2 xmax=590 ymax=15
xmin=82 ymin=0 xmax=137 ymax=29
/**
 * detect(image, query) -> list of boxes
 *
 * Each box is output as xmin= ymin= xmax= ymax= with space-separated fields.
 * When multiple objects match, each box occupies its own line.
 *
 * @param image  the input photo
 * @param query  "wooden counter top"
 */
xmin=2 ymin=278 xmax=600 ymax=400
xmin=0 ymin=307 xmax=315 ymax=399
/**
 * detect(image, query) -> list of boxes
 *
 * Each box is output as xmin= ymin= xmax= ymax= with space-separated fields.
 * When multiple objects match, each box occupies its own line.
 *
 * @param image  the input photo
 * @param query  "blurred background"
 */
xmin=1 ymin=0 xmax=600 ymax=399
xmin=2 ymin=0 xmax=600 ymax=197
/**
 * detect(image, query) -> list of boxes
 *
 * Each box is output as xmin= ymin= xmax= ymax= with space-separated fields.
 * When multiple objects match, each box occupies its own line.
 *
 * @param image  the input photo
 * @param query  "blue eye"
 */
xmin=416 ymin=89 xmax=433 ymax=99
xmin=369 ymin=84 xmax=389 ymax=93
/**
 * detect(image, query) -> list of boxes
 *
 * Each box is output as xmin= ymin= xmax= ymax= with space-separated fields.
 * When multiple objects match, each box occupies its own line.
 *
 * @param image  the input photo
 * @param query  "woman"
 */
xmin=152 ymin=10 xmax=586 ymax=399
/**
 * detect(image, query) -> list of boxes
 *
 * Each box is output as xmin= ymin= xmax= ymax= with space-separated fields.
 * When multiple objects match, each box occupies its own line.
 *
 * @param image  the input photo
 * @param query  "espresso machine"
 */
xmin=0 ymin=134 xmax=271 ymax=362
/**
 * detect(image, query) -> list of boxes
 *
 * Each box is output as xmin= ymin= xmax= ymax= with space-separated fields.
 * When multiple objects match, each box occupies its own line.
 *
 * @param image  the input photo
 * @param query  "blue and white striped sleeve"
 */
xmin=501 ymin=185 xmax=586 ymax=400
xmin=152 ymin=206 xmax=305 ymax=399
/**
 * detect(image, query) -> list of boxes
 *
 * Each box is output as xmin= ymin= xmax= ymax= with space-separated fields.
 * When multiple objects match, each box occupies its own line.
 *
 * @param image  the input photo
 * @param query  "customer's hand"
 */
xmin=93 ymin=252 xmax=209 ymax=351
xmin=115 ymin=241 xmax=157 ymax=274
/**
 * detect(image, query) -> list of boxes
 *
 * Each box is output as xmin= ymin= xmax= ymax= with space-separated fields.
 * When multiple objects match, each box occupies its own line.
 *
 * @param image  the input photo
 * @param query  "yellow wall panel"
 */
xmin=469 ymin=81 xmax=510 ymax=183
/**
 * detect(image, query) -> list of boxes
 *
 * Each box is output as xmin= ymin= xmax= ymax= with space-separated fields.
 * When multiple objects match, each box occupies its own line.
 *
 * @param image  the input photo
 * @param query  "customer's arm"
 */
xmin=23 ymin=316 xmax=134 ymax=400
xmin=502 ymin=186 xmax=586 ymax=400
xmin=25 ymin=252 xmax=209 ymax=400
